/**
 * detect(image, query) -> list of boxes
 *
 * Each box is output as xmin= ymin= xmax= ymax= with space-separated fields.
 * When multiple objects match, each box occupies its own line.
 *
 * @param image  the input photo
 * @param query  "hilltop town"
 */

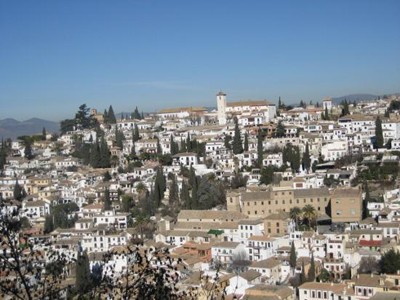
xmin=1 ymin=93 xmax=400 ymax=299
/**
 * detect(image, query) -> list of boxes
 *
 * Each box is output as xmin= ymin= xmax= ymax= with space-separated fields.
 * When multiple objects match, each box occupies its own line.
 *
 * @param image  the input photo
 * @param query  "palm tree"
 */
xmin=302 ymin=204 xmax=317 ymax=229
xmin=290 ymin=207 xmax=302 ymax=230
xmin=136 ymin=182 xmax=148 ymax=200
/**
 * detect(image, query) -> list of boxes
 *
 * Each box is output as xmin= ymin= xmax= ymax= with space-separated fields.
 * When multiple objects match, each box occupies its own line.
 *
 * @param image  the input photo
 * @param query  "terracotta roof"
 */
xmin=250 ymin=257 xmax=280 ymax=269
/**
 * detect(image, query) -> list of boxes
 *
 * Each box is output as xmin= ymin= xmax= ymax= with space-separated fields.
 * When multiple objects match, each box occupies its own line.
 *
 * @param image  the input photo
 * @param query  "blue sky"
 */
xmin=0 ymin=0 xmax=399 ymax=121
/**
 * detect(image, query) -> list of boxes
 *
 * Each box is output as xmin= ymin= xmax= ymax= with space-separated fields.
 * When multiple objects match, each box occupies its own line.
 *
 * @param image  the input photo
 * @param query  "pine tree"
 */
xmin=290 ymin=242 xmax=297 ymax=269
xmin=278 ymin=96 xmax=282 ymax=109
xmin=244 ymin=132 xmax=249 ymax=152
xmin=103 ymin=171 xmax=112 ymax=182
xmin=75 ymin=251 xmax=92 ymax=295
xmin=375 ymin=116 xmax=383 ymax=148
xmin=302 ymin=143 xmax=311 ymax=171
xmin=107 ymin=105 xmax=116 ymax=124
xmin=232 ymin=118 xmax=243 ymax=154
xmin=104 ymin=189 xmax=112 ymax=210
xmin=257 ymin=131 xmax=264 ymax=168
xmin=275 ymin=121 xmax=285 ymax=138
xmin=24 ymin=139 xmax=33 ymax=159
xmin=308 ymin=254 xmax=315 ymax=282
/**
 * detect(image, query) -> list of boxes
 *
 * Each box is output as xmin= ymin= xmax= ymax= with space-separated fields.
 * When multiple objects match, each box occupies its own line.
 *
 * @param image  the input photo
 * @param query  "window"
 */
xmin=336 ymin=210 xmax=342 ymax=215
xmin=350 ymin=209 xmax=356 ymax=215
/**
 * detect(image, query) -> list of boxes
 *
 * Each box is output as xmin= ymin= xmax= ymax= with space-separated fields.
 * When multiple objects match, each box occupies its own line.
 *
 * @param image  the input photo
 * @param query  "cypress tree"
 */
xmin=90 ymin=142 xmax=101 ymax=168
xmin=107 ymin=105 xmax=116 ymax=124
xmin=300 ymin=261 xmax=306 ymax=284
xmin=133 ymin=124 xmax=140 ymax=142
xmin=44 ymin=215 xmax=54 ymax=233
xmin=169 ymin=174 xmax=178 ymax=205
xmin=130 ymin=142 xmax=136 ymax=158
xmin=100 ymin=137 xmax=110 ymax=168
xmin=133 ymin=106 xmax=141 ymax=119
xmin=156 ymin=138 xmax=162 ymax=155
xmin=75 ymin=251 xmax=92 ymax=295
xmin=0 ymin=141 xmax=7 ymax=170
xmin=302 ymin=143 xmax=311 ymax=171
xmin=375 ymin=116 xmax=383 ymax=148
xmin=104 ymin=189 xmax=112 ymax=210
xmin=290 ymin=242 xmax=297 ymax=269
xmin=224 ymin=135 xmax=232 ymax=150
xmin=244 ymin=132 xmax=249 ymax=152
xmin=191 ymin=177 xmax=199 ymax=209
xmin=308 ymin=254 xmax=315 ymax=282
xmin=232 ymin=117 xmax=243 ymax=154
xmin=115 ymin=127 xmax=125 ymax=149
xmin=257 ymin=131 xmax=264 ymax=168
xmin=13 ymin=180 xmax=24 ymax=201
xmin=180 ymin=139 xmax=187 ymax=153
xmin=103 ymin=109 xmax=108 ymax=124
xmin=341 ymin=100 xmax=350 ymax=117
xmin=170 ymin=135 xmax=178 ymax=155
xmin=180 ymin=181 xmax=191 ymax=209
xmin=324 ymin=106 xmax=329 ymax=120
xmin=363 ymin=179 xmax=370 ymax=219
xmin=186 ymin=134 xmax=192 ymax=152
xmin=154 ymin=167 xmax=165 ymax=206
xmin=42 ymin=127 xmax=46 ymax=140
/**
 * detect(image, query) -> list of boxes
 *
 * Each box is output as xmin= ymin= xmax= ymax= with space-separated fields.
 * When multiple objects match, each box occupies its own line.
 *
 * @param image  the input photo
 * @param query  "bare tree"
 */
xmin=230 ymin=250 xmax=251 ymax=274
xmin=359 ymin=256 xmax=380 ymax=274
xmin=0 ymin=202 xmax=71 ymax=299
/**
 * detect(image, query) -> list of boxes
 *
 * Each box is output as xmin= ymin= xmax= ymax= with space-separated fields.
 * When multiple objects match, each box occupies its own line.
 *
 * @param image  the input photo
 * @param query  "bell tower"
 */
xmin=217 ymin=92 xmax=227 ymax=125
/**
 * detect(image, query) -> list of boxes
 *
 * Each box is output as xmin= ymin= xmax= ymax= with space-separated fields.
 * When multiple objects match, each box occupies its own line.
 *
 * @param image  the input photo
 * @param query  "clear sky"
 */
xmin=0 ymin=0 xmax=399 ymax=121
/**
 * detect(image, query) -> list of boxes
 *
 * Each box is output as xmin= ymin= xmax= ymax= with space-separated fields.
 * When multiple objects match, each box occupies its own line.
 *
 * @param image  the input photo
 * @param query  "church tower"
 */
xmin=217 ymin=92 xmax=227 ymax=125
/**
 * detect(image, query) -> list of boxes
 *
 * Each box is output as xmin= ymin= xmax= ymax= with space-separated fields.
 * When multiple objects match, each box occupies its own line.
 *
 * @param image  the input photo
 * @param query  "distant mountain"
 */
xmin=331 ymin=94 xmax=378 ymax=104
xmin=0 ymin=118 xmax=59 ymax=140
